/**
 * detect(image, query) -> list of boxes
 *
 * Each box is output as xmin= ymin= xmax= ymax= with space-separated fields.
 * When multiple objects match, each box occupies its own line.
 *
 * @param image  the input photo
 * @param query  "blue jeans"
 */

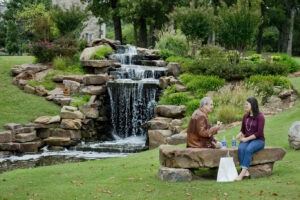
xmin=238 ymin=139 xmax=265 ymax=169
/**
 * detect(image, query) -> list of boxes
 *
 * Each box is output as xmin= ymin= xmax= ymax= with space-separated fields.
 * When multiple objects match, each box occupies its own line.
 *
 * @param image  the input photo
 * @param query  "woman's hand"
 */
xmin=236 ymin=132 xmax=244 ymax=141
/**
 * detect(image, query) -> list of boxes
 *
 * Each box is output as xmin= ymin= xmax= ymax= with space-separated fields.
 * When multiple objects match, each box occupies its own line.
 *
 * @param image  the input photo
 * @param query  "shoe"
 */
xmin=244 ymin=171 xmax=250 ymax=177
xmin=234 ymin=176 xmax=243 ymax=181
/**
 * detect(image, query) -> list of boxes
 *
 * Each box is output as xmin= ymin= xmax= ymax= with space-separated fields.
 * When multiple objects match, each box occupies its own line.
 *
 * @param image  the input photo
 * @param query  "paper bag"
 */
xmin=217 ymin=157 xmax=238 ymax=182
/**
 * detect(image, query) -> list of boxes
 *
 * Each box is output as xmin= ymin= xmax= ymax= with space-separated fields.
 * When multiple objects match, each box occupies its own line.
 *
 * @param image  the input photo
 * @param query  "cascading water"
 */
xmin=107 ymin=45 xmax=167 ymax=141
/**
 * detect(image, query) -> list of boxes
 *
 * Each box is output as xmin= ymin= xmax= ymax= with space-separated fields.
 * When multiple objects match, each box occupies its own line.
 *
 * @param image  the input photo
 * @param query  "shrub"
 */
xmin=196 ymin=45 xmax=226 ymax=59
xmin=158 ymin=92 xmax=190 ymax=106
xmin=166 ymin=56 xmax=194 ymax=73
xmin=71 ymin=94 xmax=91 ymax=107
xmin=272 ymin=53 xmax=299 ymax=73
xmin=155 ymin=30 xmax=188 ymax=57
xmin=29 ymin=41 xmax=56 ymax=63
xmin=185 ymin=99 xmax=200 ymax=116
xmin=213 ymin=104 xmax=243 ymax=124
xmin=53 ymin=56 xmax=72 ymax=71
xmin=90 ymin=45 xmax=114 ymax=60
xmin=180 ymin=74 xmax=225 ymax=94
xmin=245 ymin=75 xmax=291 ymax=103
xmin=254 ymin=62 xmax=289 ymax=76
xmin=158 ymin=49 xmax=176 ymax=60
xmin=27 ymin=73 xmax=56 ymax=90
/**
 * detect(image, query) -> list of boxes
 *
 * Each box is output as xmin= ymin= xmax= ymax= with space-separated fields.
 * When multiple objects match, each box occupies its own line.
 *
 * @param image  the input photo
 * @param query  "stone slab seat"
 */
xmin=158 ymin=147 xmax=286 ymax=181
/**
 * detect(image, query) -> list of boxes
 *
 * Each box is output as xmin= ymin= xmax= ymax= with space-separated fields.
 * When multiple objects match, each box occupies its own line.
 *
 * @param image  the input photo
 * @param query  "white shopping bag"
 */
xmin=217 ymin=154 xmax=238 ymax=182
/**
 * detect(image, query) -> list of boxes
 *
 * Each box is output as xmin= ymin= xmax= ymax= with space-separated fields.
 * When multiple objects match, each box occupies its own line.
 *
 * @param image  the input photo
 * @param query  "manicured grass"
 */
xmin=0 ymin=78 xmax=300 ymax=199
xmin=0 ymin=56 xmax=60 ymax=130
xmin=293 ymin=57 xmax=300 ymax=65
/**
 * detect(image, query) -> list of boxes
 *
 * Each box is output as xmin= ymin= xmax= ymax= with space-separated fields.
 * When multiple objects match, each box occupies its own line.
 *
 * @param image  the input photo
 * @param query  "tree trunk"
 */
xmin=256 ymin=1 xmax=265 ymax=54
xmin=278 ymin=24 xmax=289 ymax=53
xmin=139 ymin=17 xmax=147 ymax=48
xmin=148 ymin=23 xmax=155 ymax=48
xmin=287 ymin=6 xmax=295 ymax=56
xmin=133 ymin=20 xmax=138 ymax=47
xmin=111 ymin=0 xmax=122 ymax=43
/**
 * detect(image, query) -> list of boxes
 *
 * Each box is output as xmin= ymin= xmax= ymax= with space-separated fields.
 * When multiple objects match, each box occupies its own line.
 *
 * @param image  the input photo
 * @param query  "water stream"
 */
xmin=0 ymin=45 xmax=167 ymax=173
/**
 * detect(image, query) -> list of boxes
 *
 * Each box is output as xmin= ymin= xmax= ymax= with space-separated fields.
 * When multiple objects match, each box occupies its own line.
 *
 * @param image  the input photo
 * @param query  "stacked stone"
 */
xmin=0 ymin=123 xmax=42 ymax=153
xmin=147 ymin=105 xmax=187 ymax=149
xmin=36 ymin=106 xmax=83 ymax=150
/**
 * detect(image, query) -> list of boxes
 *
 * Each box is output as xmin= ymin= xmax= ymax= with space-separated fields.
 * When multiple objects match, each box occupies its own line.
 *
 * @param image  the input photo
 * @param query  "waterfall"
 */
xmin=107 ymin=45 xmax=166 ymax=139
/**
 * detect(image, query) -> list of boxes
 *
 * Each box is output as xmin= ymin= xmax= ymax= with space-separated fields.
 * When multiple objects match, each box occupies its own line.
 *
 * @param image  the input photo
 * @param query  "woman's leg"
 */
xmin=241 ymin=139 xmax=265 ymax=169
xmin=238 ymin=141 xmax=248 ymax=168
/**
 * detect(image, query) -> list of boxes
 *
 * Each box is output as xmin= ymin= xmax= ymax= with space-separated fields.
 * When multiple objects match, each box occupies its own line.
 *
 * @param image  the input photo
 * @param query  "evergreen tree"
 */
xmin=5 ymin=20 xmax=19 ymax=55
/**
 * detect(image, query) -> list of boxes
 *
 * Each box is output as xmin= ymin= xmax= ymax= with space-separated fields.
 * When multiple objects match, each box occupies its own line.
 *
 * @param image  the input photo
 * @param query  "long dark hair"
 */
xmin=247 ymin=97 xmax=259 ymax=117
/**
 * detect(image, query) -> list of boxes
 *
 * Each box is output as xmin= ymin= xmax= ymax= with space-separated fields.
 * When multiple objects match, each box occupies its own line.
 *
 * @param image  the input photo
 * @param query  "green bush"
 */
xmin=155 ymin=30 xmax=188 ymax=57
xmin=213 ymin=104 xmax=243 ymax=124
xmin=180 ymin=75 xmax=225 ymax=94
xmin=196 ymin=45 xmax=226 ymax=59
xmin=254 ymin=62 xmax=289 ymax=76
xmin=90 ymin=45 xmax=114 ymax=60
xmin=158 ymin=49 xmax=176 ymax=60
xmin=158 ymin=92 xmax=190 ymax=106
xmin=185 ymin=99 xmax=200 ymax=116
xmin=166 ymin=56 xmax=194 ymax=73
xmin=272 ymin=53 xmax=299 ymax=73
xmin=27 ymin=73 xmax=56 ymax=90
xmin=246 ymin=75 xmax=291 ymax=103
xmin=71 ymin=94 xmax=91 ymax=107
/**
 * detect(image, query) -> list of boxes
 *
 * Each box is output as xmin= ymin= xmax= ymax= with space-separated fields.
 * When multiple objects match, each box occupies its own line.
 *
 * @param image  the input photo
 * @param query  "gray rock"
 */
xmin=288 ymin=121 xmax=300 ymax=150
xmin=155 ymin=105 xmax=186 ymax=118
xmin=158 ymin=167 xmax=193 ymax=182
xmin=83 ymin=74 xmax=109 ymax=85
xmin=0 ymin=131 xmax=13 ymax=143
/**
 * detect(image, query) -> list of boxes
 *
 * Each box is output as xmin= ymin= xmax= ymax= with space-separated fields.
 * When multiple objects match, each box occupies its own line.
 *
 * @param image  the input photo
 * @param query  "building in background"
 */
xmin=52 ymin=0 xmax=106 ymax=42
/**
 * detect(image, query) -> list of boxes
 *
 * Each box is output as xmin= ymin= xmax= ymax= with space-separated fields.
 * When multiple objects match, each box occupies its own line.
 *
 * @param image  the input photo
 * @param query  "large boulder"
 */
xmin=288 ymin=121 xmax=300 ymax=150
xmin=155 ymin=105 xmax=186 ymax=118
xmin=80 ymin=45 xmax=104 ymax=61
xmin=159 ymin=147 xmax=286 ymax=168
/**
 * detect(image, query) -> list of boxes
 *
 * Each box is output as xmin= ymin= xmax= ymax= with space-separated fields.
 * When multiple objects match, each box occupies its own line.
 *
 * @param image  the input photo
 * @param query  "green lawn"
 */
xmin=293 ymin=57 xmax=300 ymax=65
xmin=0 ymin=58 xmax=300 ymax=199
xmin=0 ymin=56 xmax=60 ymax=130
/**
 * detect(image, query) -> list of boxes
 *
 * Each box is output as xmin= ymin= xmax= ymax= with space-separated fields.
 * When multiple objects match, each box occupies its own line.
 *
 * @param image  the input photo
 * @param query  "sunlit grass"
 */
xmin=0 ymin=56 xmax=60 ymax=130
xmin=0 ymin=57 xmax=300 ymax=199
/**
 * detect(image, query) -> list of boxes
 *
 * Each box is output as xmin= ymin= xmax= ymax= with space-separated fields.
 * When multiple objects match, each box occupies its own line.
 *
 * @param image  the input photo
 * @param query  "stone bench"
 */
xmin=158 ymin=146 xmax=286 ymax=182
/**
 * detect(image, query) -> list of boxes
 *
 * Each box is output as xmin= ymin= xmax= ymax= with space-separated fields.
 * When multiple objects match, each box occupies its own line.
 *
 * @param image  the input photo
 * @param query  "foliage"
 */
xmin=50 ymin=5 xmax=88 ymax=37
xmin=172 ymin=6 xmax=213 ymax=42
xmin=210 ymin=84 xmax=259 ymax=123
xmin=155 ymin=29 xmax=189 ymax=57
xmin=27 ymin=73 xmax=56 ymax=91
xmin=181 ymin=75 xmax=225 ymax=97
xmin=28 ymin=41 xmax=56 ymax=63
xmin=196 ymin=45 xmax=226 ymax=58
xmin=272 ymin=53 xmax=300 ymax=73
xmin=158 ymin=92 xmax=191 ymax=106
xmin=71 ymin=94 xmax=91 ymax=107
xmin=0 ymin=22 xmax=6 ymax=48
xmin=29 ymin=36 xmax=79 ymax=63
xmin=217 ymin=1 xmax=261 ymax=51
xmin=90 ymin=45 xmax=114 ymax=60
xmin=122 ymin=23 xmax=135 ymax=45
xmin=188 ymin=54 xmax=289 ymax=81
xmin=165 ymin=56 xmax=194 ymax=73
xmin=53 ymin=56 xmax=85 ymax=74
xmin=5 ymin=20 xmax=19 ymax=55
xmin=15 ymin=3 xmax=49 ymax=38
xmin=213 ymin=104 xmax=242 ymax=124
xmin=245 ymin=75 xmax=292 ymax=103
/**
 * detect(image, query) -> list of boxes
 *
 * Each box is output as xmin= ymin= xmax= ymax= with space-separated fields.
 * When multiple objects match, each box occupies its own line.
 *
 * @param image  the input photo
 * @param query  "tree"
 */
xmin=81 ymin=0 xmax=123 ymax=43
xmin=120 ymin=0 xmax=189 ymax=47
xmin=172 ymin=6 xmax=213 ymax=43
xmin=50 ymin=5 xmax=88 ymax=37
xmin=217 ymin=0 xmax=261 ymax=51
xmin=5 ymin=20 xmax=19 ymax=55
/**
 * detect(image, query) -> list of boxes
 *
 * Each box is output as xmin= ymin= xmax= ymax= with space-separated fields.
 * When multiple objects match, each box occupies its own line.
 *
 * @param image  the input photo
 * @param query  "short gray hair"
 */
xmin=200 ymin=97 xmax=212 ymax=108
